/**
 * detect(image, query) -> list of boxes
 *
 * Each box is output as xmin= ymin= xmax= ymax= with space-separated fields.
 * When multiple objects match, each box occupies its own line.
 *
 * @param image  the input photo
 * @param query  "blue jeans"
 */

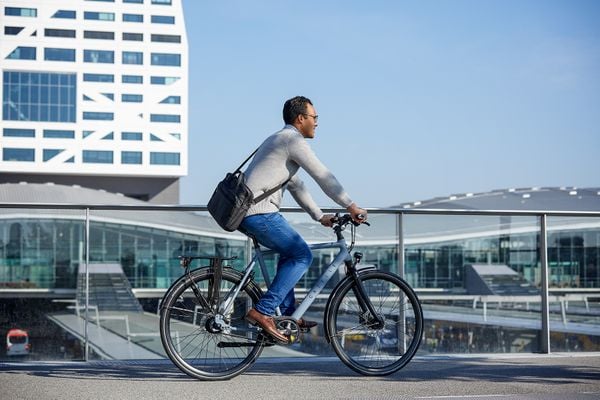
xmin=240 ymin=212 xmax=313 ymax=316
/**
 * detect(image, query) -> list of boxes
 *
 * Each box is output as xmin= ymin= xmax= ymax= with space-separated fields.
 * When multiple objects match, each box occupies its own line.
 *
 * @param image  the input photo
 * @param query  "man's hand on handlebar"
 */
xmin=319 ymin=214 xmax=335 ymax=227
xmin=346 ymin=203 xmax=368 ymax=224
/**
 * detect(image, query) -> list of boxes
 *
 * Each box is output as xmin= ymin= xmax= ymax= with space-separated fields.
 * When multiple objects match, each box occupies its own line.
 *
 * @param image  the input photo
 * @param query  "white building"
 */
xmin=0 ymin=0 xmax=188 ymax=203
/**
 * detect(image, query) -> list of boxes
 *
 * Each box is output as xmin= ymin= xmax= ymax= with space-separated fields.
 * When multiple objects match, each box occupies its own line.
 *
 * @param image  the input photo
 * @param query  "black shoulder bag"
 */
xmin=207 ymin=148 xmax=289 ymax=232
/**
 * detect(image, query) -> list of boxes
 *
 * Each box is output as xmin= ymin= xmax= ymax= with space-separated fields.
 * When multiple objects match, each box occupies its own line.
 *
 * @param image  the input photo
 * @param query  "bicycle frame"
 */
xmin=219 ymin=227 xmax=387 ymax=330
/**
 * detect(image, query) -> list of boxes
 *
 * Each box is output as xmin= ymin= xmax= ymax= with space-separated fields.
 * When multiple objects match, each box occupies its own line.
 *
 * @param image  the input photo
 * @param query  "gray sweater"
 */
xmin=244 ymin=125 xmax=353 ymax=221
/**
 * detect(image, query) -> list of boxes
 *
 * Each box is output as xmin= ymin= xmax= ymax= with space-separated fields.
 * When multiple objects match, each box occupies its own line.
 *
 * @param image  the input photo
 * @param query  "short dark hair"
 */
xmin=283 ymin=96 xmax=313 ymax=124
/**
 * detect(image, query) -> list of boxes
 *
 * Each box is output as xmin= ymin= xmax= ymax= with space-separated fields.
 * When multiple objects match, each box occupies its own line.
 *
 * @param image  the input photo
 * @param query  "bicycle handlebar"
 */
xmin=330 ymin=213 xmax=370 ymax=228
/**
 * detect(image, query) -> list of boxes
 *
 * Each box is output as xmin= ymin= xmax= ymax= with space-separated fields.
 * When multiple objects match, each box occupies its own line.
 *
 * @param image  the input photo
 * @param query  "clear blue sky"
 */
xmin=180 ymin=0 xmax=599 ymax=208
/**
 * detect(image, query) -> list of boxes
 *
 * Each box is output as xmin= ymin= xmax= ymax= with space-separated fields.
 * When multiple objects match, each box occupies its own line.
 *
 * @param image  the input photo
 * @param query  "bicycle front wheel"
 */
xmin=159 ymin=267 xmax=265 ymax=380
xmin=327 ymin=271 xmax=423 ymax=376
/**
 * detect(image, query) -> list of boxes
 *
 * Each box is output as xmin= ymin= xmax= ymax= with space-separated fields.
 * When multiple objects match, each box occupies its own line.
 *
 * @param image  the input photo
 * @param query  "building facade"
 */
xmin=1 ymin=0 xmax=188 ymax=203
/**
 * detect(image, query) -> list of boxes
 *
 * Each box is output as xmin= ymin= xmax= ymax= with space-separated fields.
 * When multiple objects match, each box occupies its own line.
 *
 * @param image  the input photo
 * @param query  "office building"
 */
xmin=1 ymin=0 xmax=188 ymax=203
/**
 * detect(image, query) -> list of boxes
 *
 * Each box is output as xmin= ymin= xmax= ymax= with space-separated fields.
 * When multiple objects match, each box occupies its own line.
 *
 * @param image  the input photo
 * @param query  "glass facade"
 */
xmin=2 ymin=71 xmax=76 ymax=122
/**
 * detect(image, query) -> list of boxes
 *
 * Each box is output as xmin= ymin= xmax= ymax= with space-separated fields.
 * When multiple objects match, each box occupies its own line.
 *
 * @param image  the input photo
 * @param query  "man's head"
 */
xmin=283 ymin=96 xmax=318 ymax=138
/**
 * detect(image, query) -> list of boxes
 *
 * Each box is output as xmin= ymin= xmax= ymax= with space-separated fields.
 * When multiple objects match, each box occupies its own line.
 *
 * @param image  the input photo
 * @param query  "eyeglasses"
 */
xmin=303 ymin=113 xmax=319 ymax=121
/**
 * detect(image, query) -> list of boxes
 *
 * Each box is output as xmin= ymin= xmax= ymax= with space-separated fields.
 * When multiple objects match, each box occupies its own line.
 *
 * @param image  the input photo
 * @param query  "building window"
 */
xmin=151 ymin=76 xmax=179 ymax=85
xmin=84 ymin=12 xmax=115 ymax=21
xmin=122 ymin=151 xmax=142 ymax=164
xmin=159 ymin=96 xmax=180 ymax=104
xmin=150 ymin=114 xmax=180 ymax=123
xmin=44 ymin=29 xmax=76 ymax=38
xmin=122 ymin=51 xmax=143 ymax=65
xmin=6 ymin=46 xmax=36 ymax=60
xmin=5 ymin=7 xmax=37 ymax=17
xmin=124 ymin=0 xmax=144 ymax=3
xmin=151 ymin=34 xmax=181 ymax=43
xmin=151 ymin=15 xmax=175 ymax=24
xmin=121 ymin=132 xmax=142 ymax=140
xmin=151 ymin=53 xmax=180 ymax=66
xmin=2 ymin=71 xmax=76 ymax=122
xmin=43 ymin=149 xmax=63 ymax=161
xmin=122 ymin=32 xmax=143 ymax=41
xmin=122 ymin=94 xmax=143 ymax=102
xmin=84 ymin=31 xmax=114 ymax=40
xmin=3 ymin=128 xmax=35 ymax=137
xmin=83 ymin=150 xmax=113 ymax=163
xmin=150 ymin=152 xmax=179 ymax=165
xmin=43 ymin=129 xmax=75 ymax=139
xmin=84 ymin=50 xmax=114 ymax=63
xmin=3 ymin=148 xmax=34 ymax=162
xmin=152 ymin=0 xmax=172 ymax=5
xmin=5 ymin=26 xmax=24 ymax=35
xmin=44 ymin=48 xmax=76 ymax=62
xmin=123 ymin=14 xmax=143 ymax=23
xmin=83 ymin=73 xmax=114 ymax=82
xmin=122 ymin=75 xmax=143 ymax=84
xmin=83 ymin=112 xmax=114 ymax=120
xmin=52 ymin=10 xmax=76 ymax=19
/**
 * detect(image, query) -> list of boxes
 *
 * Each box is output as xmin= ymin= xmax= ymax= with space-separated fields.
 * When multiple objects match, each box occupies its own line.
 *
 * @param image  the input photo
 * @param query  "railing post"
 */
xmin=84 ymin=207 xmax=90 ymax=361
xmin=540 ymin=214 xmax=550 ymax=353
xmin=397 ymin=212 xmax=405 ymax=278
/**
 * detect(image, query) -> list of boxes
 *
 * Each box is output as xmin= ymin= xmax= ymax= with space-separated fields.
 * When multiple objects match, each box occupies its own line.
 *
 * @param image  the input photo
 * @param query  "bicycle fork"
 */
xmin=346 ymin=252 xmax=385 ymax=329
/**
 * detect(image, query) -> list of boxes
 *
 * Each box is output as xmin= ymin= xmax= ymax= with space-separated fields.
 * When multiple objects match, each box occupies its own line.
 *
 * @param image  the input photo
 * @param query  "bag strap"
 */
xmin=234 ymin=145 xmax=291 ymax=203
xmin=253 ymin=177 xmax=291 ymax=204
xmin=233 ymin=147 xmax=260 ymax=173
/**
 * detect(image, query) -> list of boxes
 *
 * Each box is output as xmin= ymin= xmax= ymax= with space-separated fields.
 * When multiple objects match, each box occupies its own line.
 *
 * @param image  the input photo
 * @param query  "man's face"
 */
xmin=297 ymin=103 xmax=318 ymax=139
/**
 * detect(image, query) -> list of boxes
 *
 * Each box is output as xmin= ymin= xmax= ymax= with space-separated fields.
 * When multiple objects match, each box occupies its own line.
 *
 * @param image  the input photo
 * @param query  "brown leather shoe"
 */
xmin=246 ymin=308 xmax=289 ymax=344
xmin=297 ymin=318 xmax=318 ymax=330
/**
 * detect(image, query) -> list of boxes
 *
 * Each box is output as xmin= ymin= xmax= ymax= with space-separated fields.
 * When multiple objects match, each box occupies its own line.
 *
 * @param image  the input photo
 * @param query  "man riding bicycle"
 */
xmin=240 ymin=96 xmax=367 ymax=343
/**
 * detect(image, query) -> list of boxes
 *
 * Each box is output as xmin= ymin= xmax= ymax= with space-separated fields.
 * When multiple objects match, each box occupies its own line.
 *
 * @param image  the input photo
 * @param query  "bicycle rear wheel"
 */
xmin=326 ymin=271 xmax=423 ymax=376
xmin=159 ymin=267 xmax=265 ymax=380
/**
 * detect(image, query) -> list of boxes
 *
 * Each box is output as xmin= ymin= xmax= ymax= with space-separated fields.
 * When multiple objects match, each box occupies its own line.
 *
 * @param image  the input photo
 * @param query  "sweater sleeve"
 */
xmin=287 ymin=135 xmax=353 ymax=208
xmin=287 ymin=174 xmax=323 ymax=221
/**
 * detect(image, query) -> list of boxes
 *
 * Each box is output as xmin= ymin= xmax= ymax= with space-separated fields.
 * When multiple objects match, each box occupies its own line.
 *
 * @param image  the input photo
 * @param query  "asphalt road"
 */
xmin=1 ymin=354 xmax=599 ymax=400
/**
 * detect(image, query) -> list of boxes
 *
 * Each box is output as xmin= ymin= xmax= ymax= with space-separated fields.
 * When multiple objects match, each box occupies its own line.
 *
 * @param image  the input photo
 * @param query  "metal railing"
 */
xmin=1 ymin=202 xmax=600 ymax=359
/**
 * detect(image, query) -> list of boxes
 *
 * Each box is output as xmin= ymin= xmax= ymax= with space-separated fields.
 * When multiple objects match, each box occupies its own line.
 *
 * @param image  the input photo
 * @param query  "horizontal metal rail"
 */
xmin=0 ymin=202 xmax=599 ymax=217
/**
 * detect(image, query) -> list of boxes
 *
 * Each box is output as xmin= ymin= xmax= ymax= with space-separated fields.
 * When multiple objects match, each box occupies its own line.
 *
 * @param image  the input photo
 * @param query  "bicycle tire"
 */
xmin=159 ymin=267 xmax=265 ymax=380
xmin=326 ymin=271 xmax=423 ymax=376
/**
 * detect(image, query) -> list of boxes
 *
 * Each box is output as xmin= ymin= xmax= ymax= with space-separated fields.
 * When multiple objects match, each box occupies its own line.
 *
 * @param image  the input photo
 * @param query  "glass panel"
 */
xmin=52 ymin=10 xmax=76 ymax=19
xmin=405 ymin=214 xmax=541 ymax=353
xmin=0 ymin=210 xmax=86 ymax=361
xmin=150 ymin=53 xmax=180 ymax=66
xmin=151 ymin=15 xmax=174 ymax=24
xmin=547 ymin=216 xmax=600 ymax=352
xmin=149 ymin=152 xmax=180 ymax=165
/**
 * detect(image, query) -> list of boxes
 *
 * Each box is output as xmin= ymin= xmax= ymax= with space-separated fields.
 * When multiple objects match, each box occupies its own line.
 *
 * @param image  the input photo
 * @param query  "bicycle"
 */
xmin=159 ymin=213 xmax=423 ymax=380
